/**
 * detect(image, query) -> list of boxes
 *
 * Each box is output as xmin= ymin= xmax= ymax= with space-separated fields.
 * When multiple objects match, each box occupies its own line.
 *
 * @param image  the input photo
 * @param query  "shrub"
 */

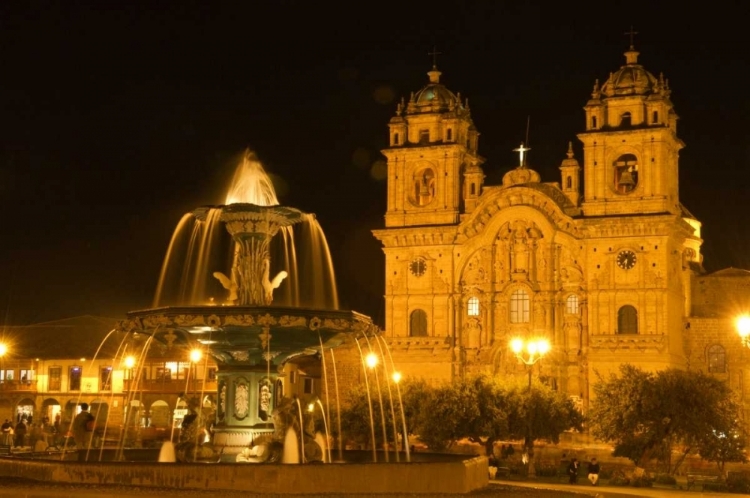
xmin=630 ymin=476 xmax=653 ymax=488
xmin=653 ymin=474 xmax=676 ymax=485
xmin=726 ymin=473 xmax=750 ymax=494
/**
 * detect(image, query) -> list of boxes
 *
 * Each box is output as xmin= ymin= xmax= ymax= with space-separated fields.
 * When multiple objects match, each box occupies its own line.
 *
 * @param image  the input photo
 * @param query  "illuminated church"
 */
xmin=373 ymin=42 xmax=750 ymax=411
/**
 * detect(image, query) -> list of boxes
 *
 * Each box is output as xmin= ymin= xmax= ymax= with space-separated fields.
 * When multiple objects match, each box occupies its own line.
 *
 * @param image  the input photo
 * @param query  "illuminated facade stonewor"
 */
xmin=372 ymin=45 xmax=743 ymax=410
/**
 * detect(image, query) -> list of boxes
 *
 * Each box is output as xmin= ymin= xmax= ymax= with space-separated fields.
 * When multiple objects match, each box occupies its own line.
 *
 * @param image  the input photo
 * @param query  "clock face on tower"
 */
xmin=617 ymin=250 xmax=637 ymax=270
xmin=409 ymin=258 xmax=427 ymax=277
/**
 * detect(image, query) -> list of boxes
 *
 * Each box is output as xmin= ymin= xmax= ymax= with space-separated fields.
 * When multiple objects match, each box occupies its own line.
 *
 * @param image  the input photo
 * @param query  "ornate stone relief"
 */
xmin=234 ymin=381 xmax=249 ymax=420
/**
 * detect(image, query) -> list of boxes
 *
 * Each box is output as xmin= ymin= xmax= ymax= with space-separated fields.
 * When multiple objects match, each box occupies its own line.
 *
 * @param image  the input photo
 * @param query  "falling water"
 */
xmin=152 ymin=149 xmax=339 ymax=308
xmin=282 ymin=427 xmax=300 ymax=464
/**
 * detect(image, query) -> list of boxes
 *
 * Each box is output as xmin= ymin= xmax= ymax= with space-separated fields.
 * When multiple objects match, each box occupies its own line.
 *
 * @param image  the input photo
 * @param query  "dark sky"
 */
xmin=1 ymin=1 xmax=749 ymax=326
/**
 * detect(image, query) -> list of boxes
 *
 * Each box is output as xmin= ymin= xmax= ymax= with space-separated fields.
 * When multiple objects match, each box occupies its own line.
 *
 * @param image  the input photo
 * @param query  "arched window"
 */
xmin=410 ymin=309 xmax=428 ymax=337
xmin=591 ymin=116 xmax=597 ymax=129
xmin=393 ymin=133 xmax=399 ymax=145
xmin=470 ymin=183 xmax=476 ymax=195
xmin=566 ymin=176 xmax=572 ymax=189
xmin=707 ymin=345 xmax=726 ymax=373
xmin=510 ymin=289 xmax=530 ymax=323
xmin=652 ymin=111 xmax=659 ymax=124
xmin=467 ymin=296 xmax=480 ymax=316
xmin=614 ymin=154 xmax=638 ymax=194
xmin=446 ymin=129 xmax=453 ymax=141
xmin=565 ymin=295 xmax=579 ymax=315
xmin=419 ymin=130 xmax=429 ymax=144
xmin=617 ymin=305 xmax=638 ymax=334
xmin=620 ymin=112 xmax=632 ymax=127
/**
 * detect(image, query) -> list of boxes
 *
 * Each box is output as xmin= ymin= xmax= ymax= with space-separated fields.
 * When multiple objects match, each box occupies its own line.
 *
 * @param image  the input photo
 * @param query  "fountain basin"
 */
xmin=121 ymin=305 xmax=377 ymax=367
xmin=0 ymin=453 xmax=488 ymax=495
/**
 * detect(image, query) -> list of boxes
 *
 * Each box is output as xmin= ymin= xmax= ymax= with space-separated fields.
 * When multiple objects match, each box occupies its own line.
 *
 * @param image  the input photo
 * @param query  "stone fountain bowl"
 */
xmin=120 ymin=306 xmax=379 ymax=367
xmin=0 ymin=450 xmax=488 ymax=495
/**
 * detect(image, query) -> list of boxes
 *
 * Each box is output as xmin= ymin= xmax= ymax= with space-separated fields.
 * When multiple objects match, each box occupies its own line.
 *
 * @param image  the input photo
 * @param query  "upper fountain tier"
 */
xmin=194 ymin=203 xmax=305 ymax=306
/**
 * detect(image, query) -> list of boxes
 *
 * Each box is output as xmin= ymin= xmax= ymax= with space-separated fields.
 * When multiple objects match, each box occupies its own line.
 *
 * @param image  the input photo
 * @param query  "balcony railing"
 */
xmin=123 ymin=379 xmax=217 ymax=393
xmin=0 ymin=380 xmax=38 ymax=392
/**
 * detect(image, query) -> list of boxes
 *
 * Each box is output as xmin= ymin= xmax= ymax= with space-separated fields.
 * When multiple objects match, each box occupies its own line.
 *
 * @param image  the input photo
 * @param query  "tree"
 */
xmin=501 ymin=377 xmax=584 ymax=456
xmin=589 ymin=364 xmax=745 ymax=474
xmin=699 ymin=419 xmax=748 ymax=477
xmin=338 ymin=374 xmax=582 ymax=458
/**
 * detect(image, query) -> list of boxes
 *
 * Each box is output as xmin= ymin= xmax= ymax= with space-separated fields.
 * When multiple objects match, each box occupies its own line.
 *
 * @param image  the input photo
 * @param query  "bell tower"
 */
xmin=578 ymin=40 xmax=684 ymax=217
xmin=383 ymin=61 xmax=484 ymax=227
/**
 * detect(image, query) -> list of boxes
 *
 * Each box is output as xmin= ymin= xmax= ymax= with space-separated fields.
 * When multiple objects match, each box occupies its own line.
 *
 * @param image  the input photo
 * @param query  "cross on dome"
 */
xmin=428 ymin=46 xmax=442 ymax=69
xmin=513 ymin=142 xmax=530 ymax=168
xmin=624 ymin=25 xmax=638 ymax=50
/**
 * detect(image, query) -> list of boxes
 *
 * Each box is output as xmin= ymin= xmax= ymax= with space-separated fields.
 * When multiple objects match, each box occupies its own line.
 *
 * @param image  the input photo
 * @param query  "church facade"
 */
xmin=373 ymin=44 xmax=748 ymax=412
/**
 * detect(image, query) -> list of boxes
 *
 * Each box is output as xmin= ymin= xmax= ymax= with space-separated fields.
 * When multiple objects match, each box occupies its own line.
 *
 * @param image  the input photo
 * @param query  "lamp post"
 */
xmin=509 ymin=337 xmax=550 ymax=479
xmin=509 ymin=337 xmax=551 ymax=388
xmin=737 ymin=315 xmax=750 ymax=347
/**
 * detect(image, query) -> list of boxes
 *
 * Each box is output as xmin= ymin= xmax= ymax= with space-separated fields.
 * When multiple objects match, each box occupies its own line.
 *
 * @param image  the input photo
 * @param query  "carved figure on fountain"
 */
xmin=213 ymin=272 xmax=239 ymax=304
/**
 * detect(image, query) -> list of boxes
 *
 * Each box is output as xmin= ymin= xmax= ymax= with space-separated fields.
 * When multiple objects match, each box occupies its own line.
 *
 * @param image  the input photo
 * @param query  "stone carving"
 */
xmin=213 ymin=271 xmax=239 ymax=303
xmin=235 ymin=382 xmax=249 ymax=419
xmin=261 ymin=259 xmax=288 ymax=304
xmin=464 ymin=317 xmax=482 ymax=349
xmin=278 ymin=315 xmax=307 ymax=327
xmin=534 ymin=302 xmax=546 ymax=328
xmin=230 ymin=350 xmax=250 ymax=362
xmin=224 ymin=315 xmax=255 ymax=326
xmin=174 ymin=315 xmax=207 ymax=326
xmin=258 ymin=378 xmax=272 ymax=421
xmin=218 ymin=382 xmax=227 ymax=421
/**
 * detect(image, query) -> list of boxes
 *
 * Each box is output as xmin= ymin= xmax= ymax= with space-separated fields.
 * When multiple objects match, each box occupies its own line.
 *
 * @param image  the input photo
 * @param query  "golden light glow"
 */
xmin=510 ymin=337 xmax=524 ymax=354
xmin=124 ymin=356 xmax=136 ymax=369
xmin=0 ymin=343 xmax=6 ymax=357
xmin=737 ymin=315 xmax=750 ymax=338
xmin=509 ymin=337 xmax=551 ymax=365
xmin=190 ymin=349 xmax=203 ymax=363
xmin=308 ymin=403 xmax=315 ymax=412
xmin=392 ymin=371 xmax=402 ymax=384
xmin=365 ymin=352 xmax=379 ymax=369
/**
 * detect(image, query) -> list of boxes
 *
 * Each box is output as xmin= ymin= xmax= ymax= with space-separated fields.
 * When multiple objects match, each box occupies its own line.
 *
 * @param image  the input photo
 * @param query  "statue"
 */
xmin=213 ymin=272 xmax=239 ymax=303
xmin=261 ymin=259 xmax=288 ymax=304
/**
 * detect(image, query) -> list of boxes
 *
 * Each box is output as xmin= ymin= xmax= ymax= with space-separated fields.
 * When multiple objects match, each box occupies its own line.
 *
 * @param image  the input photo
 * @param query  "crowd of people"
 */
xmin=0 ymin=411 xmax=69 ymax=450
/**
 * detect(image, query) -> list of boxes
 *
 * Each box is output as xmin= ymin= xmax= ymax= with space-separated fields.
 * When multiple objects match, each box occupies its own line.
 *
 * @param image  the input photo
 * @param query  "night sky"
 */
xmin=1 ymin=2 xmax=749 ymax=326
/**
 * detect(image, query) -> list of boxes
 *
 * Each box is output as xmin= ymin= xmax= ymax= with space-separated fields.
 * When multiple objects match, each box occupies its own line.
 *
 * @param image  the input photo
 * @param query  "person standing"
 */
xmin=73 ymin=403 xmax=94 ymax=457
xmin=587 ymin=457 xmax=600 ymax=486
xmin=568 ymin=457 xmax=579 ymax=484
xmin=14 ymin=419 xmax=27 ymax=447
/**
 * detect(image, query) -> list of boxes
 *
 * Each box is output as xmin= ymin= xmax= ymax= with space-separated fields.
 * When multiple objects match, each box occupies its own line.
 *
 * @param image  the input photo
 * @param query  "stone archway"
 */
xmin=15 ymin=397 xmax=35 ymax=423
xmin=150 ymin=400 xmax=171 ymax=429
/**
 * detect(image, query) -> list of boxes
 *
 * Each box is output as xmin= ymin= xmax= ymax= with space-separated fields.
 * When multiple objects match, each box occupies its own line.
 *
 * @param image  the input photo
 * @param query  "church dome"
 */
xmin=408 ymin=68 xmax=464 ymax=113
xmin=600 ymin=49 xmax=659 ymax=97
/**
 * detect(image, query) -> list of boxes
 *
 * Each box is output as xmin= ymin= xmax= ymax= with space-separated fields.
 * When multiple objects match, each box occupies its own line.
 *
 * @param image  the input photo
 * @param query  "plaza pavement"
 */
xmin=493 ymin=478 xmax=750 ymax=497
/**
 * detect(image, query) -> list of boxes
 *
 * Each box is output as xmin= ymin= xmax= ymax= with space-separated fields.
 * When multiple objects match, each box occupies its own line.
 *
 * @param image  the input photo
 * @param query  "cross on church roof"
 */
xmin=428 ymin=46 xmax=441 ymax=69
xmin=625 ymin=25 xmax=638 ymax=49
xmin=513 ymin=142 xmax=530 ymax=168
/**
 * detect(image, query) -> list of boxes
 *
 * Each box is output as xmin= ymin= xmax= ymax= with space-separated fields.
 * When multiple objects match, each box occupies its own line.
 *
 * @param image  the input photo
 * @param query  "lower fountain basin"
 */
xmin=0 ymin=452 xmax=488 ymax=495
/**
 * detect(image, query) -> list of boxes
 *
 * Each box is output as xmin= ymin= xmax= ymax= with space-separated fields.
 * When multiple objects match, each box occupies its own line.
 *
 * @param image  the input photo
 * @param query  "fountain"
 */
xmin=0 ymin=150 xmax=488 ymax=494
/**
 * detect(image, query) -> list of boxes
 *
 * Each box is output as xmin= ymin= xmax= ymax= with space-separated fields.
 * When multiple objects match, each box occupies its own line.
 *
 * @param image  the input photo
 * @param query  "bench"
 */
xmin=686 ymin=474 xmax=720 ymax=491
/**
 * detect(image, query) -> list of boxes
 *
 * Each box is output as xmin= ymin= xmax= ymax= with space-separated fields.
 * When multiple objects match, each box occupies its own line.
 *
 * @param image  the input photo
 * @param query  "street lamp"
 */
xmin=737 ymin=315 xmax=750 ymax=347
xmin=509 ymin=336 xmax=550 ymax=478
xmin=509 ymin=337 xmax=551 ymax=388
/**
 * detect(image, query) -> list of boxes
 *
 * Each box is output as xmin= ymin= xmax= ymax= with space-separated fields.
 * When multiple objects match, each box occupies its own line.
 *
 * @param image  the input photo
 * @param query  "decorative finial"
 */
xmin=566 ymin=141 xmax=574 ymax=159
xmin=513 ymin=142 xmax=530 ymax=168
